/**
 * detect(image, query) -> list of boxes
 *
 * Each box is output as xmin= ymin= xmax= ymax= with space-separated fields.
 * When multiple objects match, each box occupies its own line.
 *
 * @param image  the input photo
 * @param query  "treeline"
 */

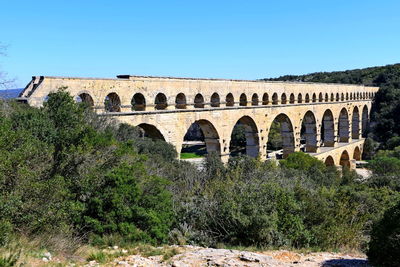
xmin=0 ymin=91 xmax=400 ymax=266
xmin=264 ymin=63 xmax=400 ymax=145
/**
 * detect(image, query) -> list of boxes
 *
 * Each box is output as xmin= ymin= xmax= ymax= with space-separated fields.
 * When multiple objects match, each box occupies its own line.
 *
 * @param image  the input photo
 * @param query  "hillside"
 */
xmin=264 ymin=63 xmax=400 ymax=145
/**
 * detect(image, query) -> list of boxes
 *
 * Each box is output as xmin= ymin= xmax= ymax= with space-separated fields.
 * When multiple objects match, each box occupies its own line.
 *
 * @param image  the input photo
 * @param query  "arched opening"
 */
xmin=319 ymin=93 xmax=323 ymax=102
xmin=194 ymin=93 xmax=205 ymax=108
xmin=229 ymin=116 xmax=259 ymax=158
xmin=301 ymin=111 xmax=318 ymax=152
xmin=281 ymin=93 xmax=287 ymax=104
xmin=340 ymin=150 xmax=351 ymax=168
xmin=267 ymin=114 xmax=295 ymax=159
xmin=226 ymin=93 xmax=234 ymax=107
xmin=352 ymin=106 xmax=360 ymax=139
xmin=175 ymin=93 xmax=187 ymax=109
xmin=350 ymin=93 xmax=353 ymax=100
xmin=362 ymin=105 xmax=369 ymax=137
xmin=338 ymin=108 xmax=350 ymax=142
xmin=298 ymin=93 xmax=303 ymax=104
xmin=155 ymin=93 xmax=168 ymax=110
xmin=346 ymin=93 xmax=349 ymax=100
xmin=356 ymin=92 xmax=360 ymax=99
xmin=181 ymin=120 xmax=220 ymax=159
xmin=325 ymin=93 xmax=329 ymax=102
xmin=330 ymin=93 xmax=334 ymax=101
xmin=76 ymin=93 xmax=94 ymax=107
xmin=305 ymin=93 xmax=310 ymax=103
xmin=312 ymin=93 xmax=317 ymax=103
xmin=104 ymin=92 xmax=121 ymax=112
xmin=211 ymin=93 xmax=220 ymax=107
xmin=137 ymin=123 xmax=165 ymax=140
xmin=239 ymin=93 xmax=247 ymax=106
xmin=336 ymin=93 xmax=340 ymax=101
xmin=262 ymin=93 xmax=269 ymax=105
xmin=321 ymin=109 xmax=335 ymax=147
xmin=289 ymin=93 xmax=295 ymax=104
xmin=353 ymin=146 xmax=361 ymax=161
xmin=272 ymin=93 xmax=279 ymax=105
xmin=251 ymin=93 xmax=259 ymax=106
xmin=132 ymin=93 xmax=146 ymax=111
xmin=341 ymin=93 xmax=344 ymax=101
xmin=325 ymin=156 xmax=335 ymax=167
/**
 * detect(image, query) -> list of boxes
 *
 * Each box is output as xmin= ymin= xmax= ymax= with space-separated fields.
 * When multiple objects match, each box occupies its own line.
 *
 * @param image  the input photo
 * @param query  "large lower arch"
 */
xmin=105 ymin=92 xmax=121 ymax=112
xmin=137 ymin=123 xmax=165 ymax=140
xmin=352 ymin=106 xmax=360 ymax=139
xmin=338 ymin=108 xmax=350 ymax=142
xmin=76 ymin=93 xmax=94 ymax=107
xmin=339 ymin=150 xmax=351 ymax=168
xmin=353 ymin=146 xmax=361 ymax=161
xmin=362 ymin=105 xmax=369 ymax=137
xmin=325 ymin=156 xmax=335 ymax=167
xmin=321 ymin=109 xmax=335 ymax=147
xmin=301 ymin=111 xmax=318 ymax=152
xmin=181 ymin=119 xmax=221 ymax=158
xmin=267 ymin=114 xmax=295 ymax=158
xmin=230 ymin=116 xmax=259 ymax=158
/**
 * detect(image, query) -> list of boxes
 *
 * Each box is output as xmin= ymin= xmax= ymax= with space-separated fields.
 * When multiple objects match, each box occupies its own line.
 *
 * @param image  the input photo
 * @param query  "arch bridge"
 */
xmin=19 ymin=75 xmax=379 ymax=169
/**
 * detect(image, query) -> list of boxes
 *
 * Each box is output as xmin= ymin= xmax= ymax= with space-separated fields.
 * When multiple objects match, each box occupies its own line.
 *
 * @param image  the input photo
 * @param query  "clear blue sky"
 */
xmin=1 ymin=0 xmax=399 ymax=87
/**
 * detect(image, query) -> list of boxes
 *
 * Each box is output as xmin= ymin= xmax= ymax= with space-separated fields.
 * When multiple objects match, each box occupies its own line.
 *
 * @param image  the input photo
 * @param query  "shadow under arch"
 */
xmin=353 ymin=146 xmax=361 ymax=161
xmin=137 ymin=123 xmax=165 ymax=140
xmin=230 ymin=115 xmax=259 ymax=158
xmin=321 ymin=109 xmax=335 ymax=147
xmin=352 ymin=106 xmax=360 ymax=139
xmin=338 ymin=108 xmax=350 ymax=142
xmin=301 ymin=111 xmax=318 ymax=152
xmin=267 ymin=113 xmax=295 ymax=159
xmin=340 ymin=150 xmax=350 ymax=168
xmin=362 ymin=105 xmax=369 ymax=137
xmin=325 ymin=156 xmax=335 ymax=167
xmin=105 ymin=92 xmax=121 ymax=112
xmin=76 ymin=92 xmax=94 ymax=107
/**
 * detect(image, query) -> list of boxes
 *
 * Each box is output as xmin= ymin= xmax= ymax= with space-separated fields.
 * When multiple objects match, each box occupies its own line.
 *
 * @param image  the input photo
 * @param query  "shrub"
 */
xmin=368 ymin=200 xmax=400 ymax=267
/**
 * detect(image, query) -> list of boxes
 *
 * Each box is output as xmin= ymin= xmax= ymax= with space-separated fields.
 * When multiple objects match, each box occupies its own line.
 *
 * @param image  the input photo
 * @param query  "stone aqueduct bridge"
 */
xmin=19 ymin=75 xmax=379 ymax=168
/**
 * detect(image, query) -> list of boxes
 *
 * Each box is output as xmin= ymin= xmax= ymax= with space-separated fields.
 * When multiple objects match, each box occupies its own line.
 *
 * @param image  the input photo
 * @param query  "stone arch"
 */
xmin=350 ymin=92 xmax=353 ymax=100
xmin=262 ymin=93 xmax=269 ymax=105
xmin=325 ymin=156 xmax=335 ymax=167
xmin=298 ymin=93 xmax=303 ymax=103
xmin=341 ymin=93 xmax=345 ymax=101
xmin=338 ymin=108 xmax=350 ymax=142
xmin=281 ymin=93 xmax=287 ymax=104
xmin=289 ymin=93 xmax=295 ymax=104
xmin=226 ymin=93 xmax=234 ymax=107
xmin=272 ymin=93 xmax=279 ymax=105
xmin=353 ymin=146 xmax=361 ymax=161
xmin=330 ymin=93 xmax=334 ymax=101
xmin=305 ymin=93 xmax=310 ymax=103
xmin=211 ymin=93 xmax=220 ymax=107
xmin=76 ymin=92 xmax=94 ymax=107
xmin=155 ymin=93 xmax=168 ymax=110
xmin=319 ymin=92 xmax=323 ymax=102
xmin=301 ymin=111 xmax=318 ymax=152
xmin=321 ymin=109 xmax=335 ymax=147
xmin=175 ymin=93 xmax=187 ymax=109
xmin=239 ymin=93 xmax=247 ymax=106
xmin=194 ymin=93 xmax=205 ymax=108
xmin=181 ymin=119 xmax=221 ymax=157
xmin=137 ymin=123 xmax=165 ymax=140
xmin=346 ymin=92 xmax=349 ymax=100
xmin=357 ymin=92 xmax=360 ymax=99
xmin=104 ymin=92 xmax=121 ymax=112
xmin=132 ymin=93 xmax=146 ymax=111
xmin=251 ymin=93 xmax=259 ymax=106
xmin=352 ymin=106 xmax=360 ymax=139
xmin=267 ymin=113 xmax=295 ymax=158
xmin=230 ymin=116 xmax=259 ymax=158
xmin=325 ymin=93 xmax=329 ymax=102
xmin=336 ymin=93 xmax=340 ymax=101
xmin=362 ymin=105 xmax=369 ymax=137
xmin=340 ymin=150 xmax=351 ymax=168
xmin=312 ymin=93 xmax=317 ymax=102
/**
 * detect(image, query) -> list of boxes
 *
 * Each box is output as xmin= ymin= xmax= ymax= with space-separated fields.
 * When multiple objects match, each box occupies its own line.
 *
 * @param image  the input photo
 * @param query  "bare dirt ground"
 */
xmin=99 ymin=245 xmax=369 ymax=267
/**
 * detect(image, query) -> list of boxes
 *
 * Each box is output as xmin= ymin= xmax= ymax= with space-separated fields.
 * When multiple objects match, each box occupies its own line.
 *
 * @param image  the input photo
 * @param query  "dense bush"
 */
xmin=368 ymin=200 xmax=400 ymax=267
